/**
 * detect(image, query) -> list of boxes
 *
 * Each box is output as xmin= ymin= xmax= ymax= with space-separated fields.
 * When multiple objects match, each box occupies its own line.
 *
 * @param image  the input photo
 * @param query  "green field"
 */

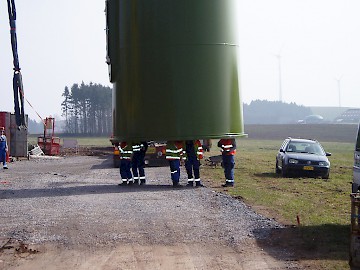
xmin=28 ymin=135 xmax=113 ymax=147
xmin=202 ymin=138 xmax=354 ymax=269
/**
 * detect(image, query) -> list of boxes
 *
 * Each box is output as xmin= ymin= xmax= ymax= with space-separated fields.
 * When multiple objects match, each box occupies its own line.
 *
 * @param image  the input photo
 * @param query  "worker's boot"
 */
xmin=221 ymin=181 xmax=234 ymax=187
xmin=195 ymin=180 xmax=204 ymax=187
xmin=139 ymin=176 xmax=146 ymax=185
xmin=173 ymin=181 xmax=181 ymax=188
xmin=128 ymin=179 xmax=134 ymax=185
xmin=134 ymin=178 xmax=140 ymax=185
xmin=119 ymin=180 xmax=128 ymax=186
xmin=186 ymin=180 xmax=194 ymax=187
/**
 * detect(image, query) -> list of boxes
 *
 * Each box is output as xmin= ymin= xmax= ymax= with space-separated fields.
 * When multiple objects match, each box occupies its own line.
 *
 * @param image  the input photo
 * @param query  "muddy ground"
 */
xmin=0 ymin=151 xmax=304 ymax=270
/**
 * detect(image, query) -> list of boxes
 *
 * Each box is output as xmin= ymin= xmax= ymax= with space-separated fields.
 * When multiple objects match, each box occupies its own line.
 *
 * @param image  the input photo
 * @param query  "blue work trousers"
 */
xmin=185 ymin=156 xmax=200 ymax=180
xmin=222 ymin=154 xmax=235 ymax=181
xmin=169 ymin=159 xmax=180 ymax=183
xmin=0 ymin=149 xmax=6 ymax=166
xmin=132 ymin=152 xmax=146 ymax=180
xmin=120 ymin=159 xmax=132 ymax=181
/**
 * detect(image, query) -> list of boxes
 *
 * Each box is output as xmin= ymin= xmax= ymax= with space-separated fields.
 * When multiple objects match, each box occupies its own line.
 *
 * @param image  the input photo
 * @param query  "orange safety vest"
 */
xmin=218 ymin=139 xmax=236 ymax=156
xmin=194 ymin=140 xmax=204 ymax=159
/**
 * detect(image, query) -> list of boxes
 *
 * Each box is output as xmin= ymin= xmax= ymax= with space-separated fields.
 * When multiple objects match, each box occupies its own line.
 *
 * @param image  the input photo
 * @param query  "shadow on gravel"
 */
xmin=90 ymin=156 xmax=169 ymax=170
xmin=0 ymin=184 xmax=193 ymax=200
xmin=254 ymin=224 xmax=349 ymax=262
xmin=90 ymin=155 xmax=114 ymax=169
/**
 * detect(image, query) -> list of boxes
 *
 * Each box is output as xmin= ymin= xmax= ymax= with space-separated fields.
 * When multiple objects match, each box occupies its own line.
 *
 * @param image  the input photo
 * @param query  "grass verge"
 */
xmin=201 ymin=139 xmax=353 ymax=270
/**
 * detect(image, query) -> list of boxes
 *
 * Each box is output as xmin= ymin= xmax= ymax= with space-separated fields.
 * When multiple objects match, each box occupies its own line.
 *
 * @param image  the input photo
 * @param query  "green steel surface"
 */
xmin=107 ymin=0 xmax=244 ymax=141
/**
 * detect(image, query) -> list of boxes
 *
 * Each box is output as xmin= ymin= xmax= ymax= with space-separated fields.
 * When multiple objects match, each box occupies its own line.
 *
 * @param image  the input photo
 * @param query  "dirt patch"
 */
xmin=59 ymin=146 xmax=113 ymax=157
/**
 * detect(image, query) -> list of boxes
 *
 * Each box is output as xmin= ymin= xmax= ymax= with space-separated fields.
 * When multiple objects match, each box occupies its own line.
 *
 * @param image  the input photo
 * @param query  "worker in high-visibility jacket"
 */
xmin=166 ymin=140 xmax=184 ymax=187
xmin=0 ymin=127 xmax=8 ymax=169
xmin=132 ymin=141 xmax=148 ymax=185
xmin=184 ymin=140 xmax=204 ymax=187
xmin=217 ymin=138 xmax=237 ymax=187
xmin=118 ymin=141 xmax=133 ymax=185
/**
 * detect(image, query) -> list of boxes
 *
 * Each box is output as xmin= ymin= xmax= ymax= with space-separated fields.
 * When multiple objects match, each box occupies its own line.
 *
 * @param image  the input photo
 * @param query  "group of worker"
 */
xmin=0 ymin=127 xmax=8 ymax=169
xmin=117 ymin=138 xmax=237 ymax=188
xmin=165 ymin=140 xmax=204 ymax=187
xmin=118 ymin=141 xmax=148 ymax=185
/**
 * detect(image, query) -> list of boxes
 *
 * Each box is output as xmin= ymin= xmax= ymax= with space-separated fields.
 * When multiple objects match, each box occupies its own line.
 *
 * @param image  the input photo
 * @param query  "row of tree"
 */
xmin=61 ymin=82 xmax=112 ymax=135
xmin=28 ymin=87 xmax=312 ymax=134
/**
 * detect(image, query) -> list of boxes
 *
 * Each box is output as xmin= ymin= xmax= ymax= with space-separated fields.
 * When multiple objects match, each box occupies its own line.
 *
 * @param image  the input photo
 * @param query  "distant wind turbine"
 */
xmin=272 ymin=44 xmax=285 ymax=103
xmin=334 ymin=75 xmax=343 ymax=107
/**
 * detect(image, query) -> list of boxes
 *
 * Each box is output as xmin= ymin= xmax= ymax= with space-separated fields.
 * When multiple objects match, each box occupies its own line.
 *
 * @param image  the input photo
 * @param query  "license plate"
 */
xmin=147 ymin=147 xmax=156 ymax=154
xmin=303 ymin=166 xmax=314 ymax=171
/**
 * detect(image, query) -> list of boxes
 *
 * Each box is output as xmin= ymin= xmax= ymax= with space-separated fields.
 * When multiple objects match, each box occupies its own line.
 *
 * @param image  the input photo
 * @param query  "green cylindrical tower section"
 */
xmin=106 ymin=0 xmax=244 ymax=141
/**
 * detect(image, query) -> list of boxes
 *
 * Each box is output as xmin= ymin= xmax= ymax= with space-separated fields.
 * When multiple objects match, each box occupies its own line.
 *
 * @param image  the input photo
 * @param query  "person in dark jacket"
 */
xmin=132 ymin=141 xmax=148 ymax=185
xmin=184 ymin=140 xmax=204 ymax=187
xmin=118 ymin=141 xmax=133 ymax=185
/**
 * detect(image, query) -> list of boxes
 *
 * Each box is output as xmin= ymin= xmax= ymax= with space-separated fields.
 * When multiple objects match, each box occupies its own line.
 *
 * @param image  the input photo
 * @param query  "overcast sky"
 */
xmin=0 ymin=0 xmax=359 ymax=121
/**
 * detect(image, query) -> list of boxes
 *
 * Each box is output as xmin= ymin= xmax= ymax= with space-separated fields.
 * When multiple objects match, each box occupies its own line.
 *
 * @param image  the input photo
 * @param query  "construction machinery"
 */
xmin=7 ymin=0 xmax=26 ymax=128
xmin=37 ymin=117 xmax=60 ymax=156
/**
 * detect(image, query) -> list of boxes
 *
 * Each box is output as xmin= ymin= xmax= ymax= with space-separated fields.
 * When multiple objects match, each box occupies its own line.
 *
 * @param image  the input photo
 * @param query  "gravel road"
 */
xmin=0 ymin=155 xmax=302 ymax=269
